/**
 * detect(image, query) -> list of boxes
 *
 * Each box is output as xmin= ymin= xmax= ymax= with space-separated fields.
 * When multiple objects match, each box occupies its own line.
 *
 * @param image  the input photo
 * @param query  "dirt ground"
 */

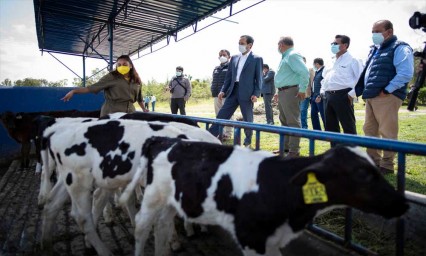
xmin=0 ymin=159 xmax=356 ymax=256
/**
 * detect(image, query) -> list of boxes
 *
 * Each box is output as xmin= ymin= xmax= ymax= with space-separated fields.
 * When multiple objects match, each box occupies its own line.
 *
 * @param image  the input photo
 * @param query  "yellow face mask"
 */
xmin=117 ymin=66 xmax=131 ymax=75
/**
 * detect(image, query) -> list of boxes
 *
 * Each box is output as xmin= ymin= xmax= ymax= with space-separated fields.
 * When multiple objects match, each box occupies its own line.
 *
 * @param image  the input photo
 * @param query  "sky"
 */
xmin=0 ymin=0 xmax=425 ymax=85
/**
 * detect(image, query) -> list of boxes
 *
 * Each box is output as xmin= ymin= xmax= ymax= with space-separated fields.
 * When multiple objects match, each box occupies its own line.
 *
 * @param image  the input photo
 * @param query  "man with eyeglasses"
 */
xmin=320 ymin=35 xmax=363 ymax=138
xmin=355 ymin=20 xmax=413 ymax=175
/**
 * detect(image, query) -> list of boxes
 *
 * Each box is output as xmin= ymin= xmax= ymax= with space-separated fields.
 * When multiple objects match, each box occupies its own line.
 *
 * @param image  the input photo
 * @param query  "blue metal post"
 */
xmin=309 ymin=138 xmax=315 ymax=156
xmin=255 ymin=130 xmax=260 ymax=150
xmin=108 ymin=20 xmax=114 ymax=71
xmin=234 ymin=128 xmax=241 ymax=145
xmin=82 ymin=56 xmax=86 ymax=87
xmin=279 ymin=134 xmax=285 ymax=156
xmin=396 ymin=152 xmax=406 ymax=256
xmin=344 ymin=208 xmax=353 ymax=246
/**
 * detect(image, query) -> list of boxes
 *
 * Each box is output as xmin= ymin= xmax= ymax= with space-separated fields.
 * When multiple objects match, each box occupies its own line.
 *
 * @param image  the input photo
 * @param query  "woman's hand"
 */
xmin=61 ymin=90 xmax=74 ymax=102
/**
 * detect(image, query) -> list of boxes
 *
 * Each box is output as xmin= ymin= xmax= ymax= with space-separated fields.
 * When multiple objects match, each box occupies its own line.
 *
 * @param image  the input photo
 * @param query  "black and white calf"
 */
xmin=36 ymin=116 xmax=97 ymax=206
xmin=133 ymin=137 xmax=409 ymax=256
xmin=40 ymin=119 xmax=192 ymax=256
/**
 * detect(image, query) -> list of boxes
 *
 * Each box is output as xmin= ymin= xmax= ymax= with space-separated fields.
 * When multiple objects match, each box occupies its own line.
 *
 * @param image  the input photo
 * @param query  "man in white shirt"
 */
xmin=321 ymin=34 xmax=363 ymax=135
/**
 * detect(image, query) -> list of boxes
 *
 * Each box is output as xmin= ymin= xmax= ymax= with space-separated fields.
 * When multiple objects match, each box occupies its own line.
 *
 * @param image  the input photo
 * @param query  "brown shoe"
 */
xmin=380 ymin=167 xmax=394 ymax=175
xmin=285 ymin=152 xmax=300 ymax=158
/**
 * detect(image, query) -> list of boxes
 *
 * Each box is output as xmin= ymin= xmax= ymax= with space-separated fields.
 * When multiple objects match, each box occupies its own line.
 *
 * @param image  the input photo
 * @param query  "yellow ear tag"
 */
xmin=302 ymin=172 xmax=328 ymax=204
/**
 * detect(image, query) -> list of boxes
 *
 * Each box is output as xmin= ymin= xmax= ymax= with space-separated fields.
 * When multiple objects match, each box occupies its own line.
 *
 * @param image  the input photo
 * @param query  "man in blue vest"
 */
xmin=311 ymin=58 xmax=326 ymax=130
xmin=355 ymin=20 xmax=414 ymax=175
xmin=211 ymin=49 xmax=232 ymax=140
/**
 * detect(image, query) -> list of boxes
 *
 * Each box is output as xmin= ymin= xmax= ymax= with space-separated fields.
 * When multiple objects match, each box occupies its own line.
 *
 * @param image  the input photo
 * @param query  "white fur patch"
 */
xmin=346 ymin=146 xmax=375 ymax=166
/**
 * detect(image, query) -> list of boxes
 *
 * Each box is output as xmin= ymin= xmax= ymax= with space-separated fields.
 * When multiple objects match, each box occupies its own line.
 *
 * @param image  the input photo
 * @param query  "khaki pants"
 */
xmin=214 ymin=97 xmax=233 ymax=137
xmin=363 ymin=94 xmax=402 ymax=171
xmin=277 ymin=87 xmax=301 ymax=153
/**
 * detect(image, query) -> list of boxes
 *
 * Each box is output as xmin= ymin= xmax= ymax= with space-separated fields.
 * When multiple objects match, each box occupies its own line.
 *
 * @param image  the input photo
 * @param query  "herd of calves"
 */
xmin=1 ymin=110 xmax=409 ymax=256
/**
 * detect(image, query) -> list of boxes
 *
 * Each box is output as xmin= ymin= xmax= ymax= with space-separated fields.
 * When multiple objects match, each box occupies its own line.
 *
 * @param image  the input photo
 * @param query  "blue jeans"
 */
xmin=263 ymin=93 xmax=274 ymax=124
xmin=209 ymin=88 xmax=253 ymax=146
xmin=151 ymin=101 xmax=156 ymax=112
xmin=299 ymin=98 xmax=310 ymax=129
xmin=310 ymin=94 xmax=325 ymax=130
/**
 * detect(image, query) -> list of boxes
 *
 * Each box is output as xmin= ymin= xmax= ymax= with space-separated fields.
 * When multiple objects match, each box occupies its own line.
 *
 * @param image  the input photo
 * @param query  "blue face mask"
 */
xmin=331 ymin=44 xmax=340 ymax=54
xmin=372 ymin=32 xmax=384 ymax=45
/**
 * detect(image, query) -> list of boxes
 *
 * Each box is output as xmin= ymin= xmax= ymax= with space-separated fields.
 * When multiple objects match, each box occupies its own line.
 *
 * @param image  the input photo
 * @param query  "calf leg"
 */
xmin=21 ymin=141 xmax=31 ymax=168
xmin=65 ymin=172 xmax=112 ymax=256
xmin=92 ymin=187 xmax=114 ymax=225
xmin=154 ymin=206 xmax=176 ymax=256
xmin=41 ymin=179 xmax=68 ymax=250
xmin=122 ymin=191 xmax=137 ymax=227
xmin=102 ymin=202 xmax=114 ymax=224
xmin=184 ymin=220 xmax=195 ymax=237
xmin=38 ymin=151 xmax=56 ymax=208
xmin=134 ymin=186 xmax=166 ymax=256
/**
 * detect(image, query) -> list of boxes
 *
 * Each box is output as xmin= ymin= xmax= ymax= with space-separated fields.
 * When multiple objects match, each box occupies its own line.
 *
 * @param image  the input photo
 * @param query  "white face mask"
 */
xmin=372 ymin=32 xmax=384 ymax=45
xmin=331 ymin=44 xmax=340 ymax=54
xmin=219 ymin=56 xmax=228 ymax=63
xmin=239 ymin=44 xmax=247 ymax=54
xmin=176 ymin=71 xmax=182 ymax=77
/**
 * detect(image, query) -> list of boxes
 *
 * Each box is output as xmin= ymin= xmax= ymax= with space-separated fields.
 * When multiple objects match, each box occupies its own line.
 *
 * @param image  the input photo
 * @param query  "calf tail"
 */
xmin=118 ymin=158 xmax=147 ymax=206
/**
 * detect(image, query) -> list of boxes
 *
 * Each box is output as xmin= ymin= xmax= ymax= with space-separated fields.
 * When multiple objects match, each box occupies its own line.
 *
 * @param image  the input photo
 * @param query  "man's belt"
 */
xmin=278 ymin=85 xmax=298 ymax=91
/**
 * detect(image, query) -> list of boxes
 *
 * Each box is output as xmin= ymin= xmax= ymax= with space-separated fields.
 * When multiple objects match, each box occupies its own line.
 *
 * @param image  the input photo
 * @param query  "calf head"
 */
xmin=1 ymin=111 xmax=16 ymax=130
xmin=290 ymin=146 xmax=408 ymax=219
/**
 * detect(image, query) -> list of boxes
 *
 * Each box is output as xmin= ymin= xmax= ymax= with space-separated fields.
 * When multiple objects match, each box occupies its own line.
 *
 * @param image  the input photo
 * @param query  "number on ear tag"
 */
xmin=302 ymin=172 xmax=328 ymax=204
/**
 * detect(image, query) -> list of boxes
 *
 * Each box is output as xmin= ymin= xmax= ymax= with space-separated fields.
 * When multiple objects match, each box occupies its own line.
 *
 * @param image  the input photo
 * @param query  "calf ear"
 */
xmin=289 ymin=162 xmax=325 ymax=186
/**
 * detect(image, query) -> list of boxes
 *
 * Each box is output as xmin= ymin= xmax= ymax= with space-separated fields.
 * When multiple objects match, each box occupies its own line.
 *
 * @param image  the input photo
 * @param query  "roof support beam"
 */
xmin=47 ymin=52 xmax=82 ymax=79
xmin=108 ymin=20 xmax=114 ymax=71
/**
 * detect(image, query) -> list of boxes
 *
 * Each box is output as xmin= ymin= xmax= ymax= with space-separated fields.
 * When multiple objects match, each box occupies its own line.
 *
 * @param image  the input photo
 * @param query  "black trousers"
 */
xmin=170 ymin=98 xmax=186 ymax=115
xmin=324 ymin=88 xmax=356 ymax=135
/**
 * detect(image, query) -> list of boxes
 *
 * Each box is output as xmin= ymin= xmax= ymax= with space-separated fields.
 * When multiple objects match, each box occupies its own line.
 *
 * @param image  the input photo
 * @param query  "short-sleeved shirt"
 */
xmin=88 ymin=73 xmax=142 ymax=116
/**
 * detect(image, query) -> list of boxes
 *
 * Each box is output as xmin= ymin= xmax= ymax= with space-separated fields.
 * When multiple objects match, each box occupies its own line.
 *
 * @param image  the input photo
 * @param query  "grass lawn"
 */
xmin=147 ymin=98 xmax=426 ymax=194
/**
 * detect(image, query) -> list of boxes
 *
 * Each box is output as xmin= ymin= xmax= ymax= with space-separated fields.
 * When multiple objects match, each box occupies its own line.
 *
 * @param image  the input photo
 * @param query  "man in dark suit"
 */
xmin=209 ymin=35 xmax=263 ymax=147
xmin=261 ymin=64 xmax=276 ymax=125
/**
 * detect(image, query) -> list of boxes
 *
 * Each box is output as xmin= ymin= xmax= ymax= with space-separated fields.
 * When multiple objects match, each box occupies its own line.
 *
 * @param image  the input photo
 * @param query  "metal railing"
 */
xmin=156 ymin=113 xmax=426 ymax=256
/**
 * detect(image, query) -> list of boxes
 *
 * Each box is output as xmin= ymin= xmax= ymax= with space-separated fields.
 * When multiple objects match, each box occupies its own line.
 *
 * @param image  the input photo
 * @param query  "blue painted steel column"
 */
xmin=396 ymin=153 xmax=406 ymax=256
xmin=309 ymin=138 xmax=315 ymax=156
xmin=278 ymin=134 xmax=285 ymax=156
xmin=108 ymin=20 xmax=114 ymax=71
xmin=82 ymin=56 xmax=86 ymax=87
xmin=233 ymin=127 xmax=241 ymax=145
xmin=255 ymin=130 xmax=260 ymax=150
xmin=344 ymin=208 xmax=353 ymax=245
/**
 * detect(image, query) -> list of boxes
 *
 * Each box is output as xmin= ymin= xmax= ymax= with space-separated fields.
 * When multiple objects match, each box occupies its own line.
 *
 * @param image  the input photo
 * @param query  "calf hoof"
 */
xmin=170 ymin=240 xmax=183 ymax=252
xmin=35 ymin=163 xmax=42 ymax=173
xmin=37 ymin=197 xmax=46 ymax=209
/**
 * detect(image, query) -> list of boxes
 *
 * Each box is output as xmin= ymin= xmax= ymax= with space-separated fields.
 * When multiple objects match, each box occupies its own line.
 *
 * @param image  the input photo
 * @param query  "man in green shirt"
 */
xmin=273 ymin=36 xmax=309 ymax=157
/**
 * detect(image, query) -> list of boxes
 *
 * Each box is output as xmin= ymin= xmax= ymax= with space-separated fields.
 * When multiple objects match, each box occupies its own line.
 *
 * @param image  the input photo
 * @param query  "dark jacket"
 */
xmin=211 ymin=62 xmax=229 ymax=97
xmin=355 ymin=36 xmax=410 ymax=100
xmin=261 ymin=69 xmax=276 ymax=94
xmin=312 ymin=66 xmax=324 ymax=95
xmin=222 ymin=52 xmax=263 ymax=100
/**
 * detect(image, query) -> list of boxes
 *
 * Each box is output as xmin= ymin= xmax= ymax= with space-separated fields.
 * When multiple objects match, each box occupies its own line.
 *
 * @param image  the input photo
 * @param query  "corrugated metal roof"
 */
xmin=33 ymin=0 xmax=239 ymax=60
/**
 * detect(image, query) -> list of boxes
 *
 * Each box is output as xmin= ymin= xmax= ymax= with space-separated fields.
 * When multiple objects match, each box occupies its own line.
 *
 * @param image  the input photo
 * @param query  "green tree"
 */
xmin=1 ymin=78 xmax=12 ymax=86
xmin=14 ymin=78 xmax=49 ymax=87
xmin=48 ymin=79 xmax=69 ymax=87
